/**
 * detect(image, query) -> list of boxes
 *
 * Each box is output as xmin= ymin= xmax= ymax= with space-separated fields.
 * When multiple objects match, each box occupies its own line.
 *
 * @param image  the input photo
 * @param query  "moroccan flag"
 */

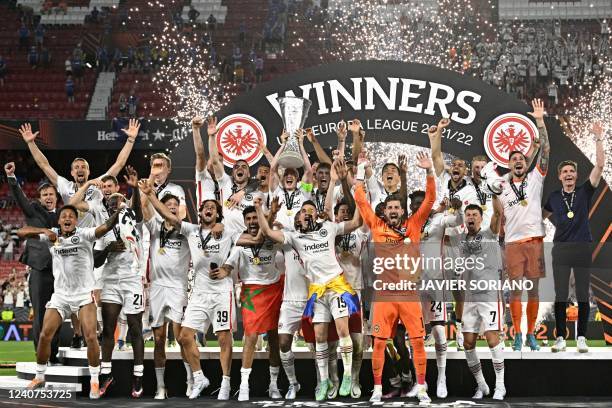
xmin=240 ymin=279 xmax=283 ymax=335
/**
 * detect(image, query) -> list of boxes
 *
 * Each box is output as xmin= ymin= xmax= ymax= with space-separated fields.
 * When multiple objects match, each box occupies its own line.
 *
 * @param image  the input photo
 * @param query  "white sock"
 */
xmin=465 ymin=348 xmax=486 ymax=385
xmin=373 ymin=384 xmax=382 ymax=394
xmin=221 ymin=375 xmax=231 ymax=388
xmin=155 ymin=367 xmax=165 ymax=388
xmin=35 ymin=363 xmax=47 ymax=381
xmin=280 ymin=350 xmax=298 ymax=384
xmin=184 ymin=362 xmax=193 ymax=383
xmin=328 ymin=342 xmax=339 ymax=383
xmin=350 ymin=333 xmax=363 ymax=381
xmin=490 ymin=342 xmax=505 ymax=386
xmin=101 ymin=361 xmax=112 ymax=375
xmin=240 ymin=367 xmax=251 ymax=387
xmin=133 ymin=364 xmax=144 ymax=377
xmin=193 ymin=369 xmax=204 ymax=383
xmin=96 ymin=307 xmax=102 ymax=326
xmin=315 ymin=342 xmax=329 ymax=382
xmin=338 ymin=336 xmax=353 ymax=377
xmin=432 ymin=324 xmax=447 ymax=381
xmin=89 ymin=365 xmax=100 ymax=383
xmin=118 ymin=319 xmax=128 ymax=342
xmin=269 ymin=366 xmax=279 ymax=388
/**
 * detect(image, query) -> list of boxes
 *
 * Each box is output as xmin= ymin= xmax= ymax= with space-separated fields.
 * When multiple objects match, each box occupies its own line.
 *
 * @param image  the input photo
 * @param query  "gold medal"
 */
xmin=567 ymin=211 xmax=574 ymax=219
xmin=287 ymin=210 xmax=293 ymax=216
xmin=448 ymin=208 xmax=455 ymax=214
xmin=158 ymin=247 xmax=166 ymax=255
xmin=253 ymin=257 xmax=261 ymax=265
xmin=481 ymin=204 xmax=488 ymax=212
xmin=342 ymin=250 xmax=350 ymax=258
xmin=224 ymin=200 xmax=230 ymax=208
xmin=520 ymin=199 xmax=528 ymax=206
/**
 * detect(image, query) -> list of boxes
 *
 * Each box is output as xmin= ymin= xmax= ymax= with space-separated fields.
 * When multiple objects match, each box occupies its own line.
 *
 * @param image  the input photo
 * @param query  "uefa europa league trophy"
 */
xmin=277 ymin=96 xmax=312 ymax=168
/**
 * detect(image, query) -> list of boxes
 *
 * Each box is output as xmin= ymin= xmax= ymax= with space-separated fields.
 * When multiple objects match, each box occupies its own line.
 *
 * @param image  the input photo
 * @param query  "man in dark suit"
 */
xmin=5 ymin=162 xmax=59 ymax=361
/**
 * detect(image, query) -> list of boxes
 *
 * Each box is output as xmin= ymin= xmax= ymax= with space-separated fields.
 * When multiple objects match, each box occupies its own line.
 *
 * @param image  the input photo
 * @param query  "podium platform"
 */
xmin=1 ymin=345 xmax=610 ymax=399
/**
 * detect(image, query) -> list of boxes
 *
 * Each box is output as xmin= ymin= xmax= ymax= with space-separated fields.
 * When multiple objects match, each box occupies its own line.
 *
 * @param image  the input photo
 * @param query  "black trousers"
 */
xmin=552 ymin=243 xmax=592 ymax=338
xmin=29 ymin=268 xmax=59 ymax=362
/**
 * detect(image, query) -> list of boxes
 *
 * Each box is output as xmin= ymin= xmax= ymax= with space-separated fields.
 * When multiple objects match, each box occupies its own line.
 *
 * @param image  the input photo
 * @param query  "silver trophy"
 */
xmin=277 ymin=96 xmax=312 ymax=168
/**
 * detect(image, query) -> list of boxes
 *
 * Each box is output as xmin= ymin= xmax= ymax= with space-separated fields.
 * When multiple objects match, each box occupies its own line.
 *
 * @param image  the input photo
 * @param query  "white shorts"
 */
xmin=278 ymin=300 xmax=307 ymax=335
xmin=181 ymin=291 xmax=236 ymax=333
xmin=462 ymin=301 xmax=504 ymax=334
xmin=420 ymin=288 xmax=447 ymax=324
xmin=150 ymin=285 xmax=188 ymax=328
xmin=312 ymin=291 xmax=349 ymax=324
xmin=46 ymin=291 xmax=95 ymax=320
xmin=101 ymin=278 xmax=144 ymax=315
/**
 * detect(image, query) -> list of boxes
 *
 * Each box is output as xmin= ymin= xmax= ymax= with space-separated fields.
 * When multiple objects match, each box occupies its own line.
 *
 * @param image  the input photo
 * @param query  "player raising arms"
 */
xmin=217 ymin=204 xmax=284 ymax=401
xmin=254 ymin=186 xmax=363 ymax=401
xmin=497 ymin=98 xmax=550 ymax=351
xmin=17 ymin=204 xmax=121 ymax=398
xmin=354 ymin=152 xmax=436 ymax=404
xmin=140 ymin=180 xmax=261 ymax=400
xmin=454 ymin=196 xmax=506 ymax=400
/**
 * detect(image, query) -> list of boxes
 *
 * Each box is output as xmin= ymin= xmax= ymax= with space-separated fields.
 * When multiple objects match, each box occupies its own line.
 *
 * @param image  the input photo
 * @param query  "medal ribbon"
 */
xmin=159 ymin=222 xmax=174 ymax=250
xmin=155 ymin=180 xmax=169 ymax=198
xmin=448 ymin=179 xmax=467 ymax=200
xmin=509 ymin=177 xmax=527 ymax=203
xmin=250 ymin=243 xmax=263 ymax=260
xmin=198 ymin=228 xmax=214 ymax=252
xmin=471 ymin=178 xmax=488 ymax=205
xmin=561 ymin=190 xmax=575 ymax=213
xmin=284 ymin=189 xmax=298 ymax=210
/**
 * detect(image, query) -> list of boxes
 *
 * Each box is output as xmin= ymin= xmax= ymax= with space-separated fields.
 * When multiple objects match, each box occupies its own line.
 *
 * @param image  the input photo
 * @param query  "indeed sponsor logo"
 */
xmin=55 ymin=247 xmax=79 ymax=256
xmin=198 ymin=243 xmax=220 ymax=251
xmin=304 ymin=242 xmax=329 ymax=251
xmin=249 ymin=255 xmax=273 ymax=263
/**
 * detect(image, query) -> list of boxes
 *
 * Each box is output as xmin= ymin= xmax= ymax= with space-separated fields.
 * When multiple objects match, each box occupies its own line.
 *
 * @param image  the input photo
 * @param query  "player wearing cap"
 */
xmin=543 ymin=121 xmax=605 ymax=353
xmin=18 ymin=204 xmax=121 ymax=398
xmin=453 ymin=197 xmax=506 ymax=400
xmin=354 ymin=152 xmax=435 ymax=404
xmin=255 ymin=190 xmax=363 ymax=401
xmin=218 ymin=204 xmax=284 ymax=401
xmin=497 ymin=98 xmax=550 ymax=351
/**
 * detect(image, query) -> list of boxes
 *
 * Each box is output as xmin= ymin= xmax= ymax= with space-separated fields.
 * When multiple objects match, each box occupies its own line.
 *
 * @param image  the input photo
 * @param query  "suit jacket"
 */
xmin=8 ymin=176 xmax=58 ymax=271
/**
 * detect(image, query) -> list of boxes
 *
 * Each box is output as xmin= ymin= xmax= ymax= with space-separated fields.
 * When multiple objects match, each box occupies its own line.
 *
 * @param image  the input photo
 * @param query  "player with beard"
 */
xmin=411 ymin=191 xmax=462 ymax=399
xmin=354 ymin=152 xmax=435 ymax=404
xmin=543 ymin=121 xmax=604 ymax=353
xmin=217 ymin=204 xmax=283 ymax=401
xmin=255 ymin=197 xmax=363 ymax=401
xmin=141 ymin=180 xmax=261 ymax=400
xmin=325 ymin=160 xmax=368 ymax=399
xmin=141 ymin=193 xmax=192 ymax=399
xmin=453 ymin=199 xmax=506 ymax=400
xmin=20 ymin=120 xmax=141 ymax=348
xmin=18 ymin=204 xmax=121 ymax=398
xmin=270 ymin=129 xmax=313 ymax=230
xmin=204 ymin=116 xmax=264 ymax=231
xmin=429 ymin=117 xmax=482 ymax=350
xmin=497 ymin=99 xmax=550 ymax=351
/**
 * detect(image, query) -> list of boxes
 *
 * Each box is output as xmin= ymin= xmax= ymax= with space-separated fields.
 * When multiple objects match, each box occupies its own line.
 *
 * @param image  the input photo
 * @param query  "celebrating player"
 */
xmin=218 ymin=205 xmax=283 ymax=401
xmin=353 ymin=152 xmax=435 ymax=404
xmin=254 ymin=193 xmax=363 ymax=401
xmin=454 ymin=197 xmax=506 ymax=400
xmin=18 ymin=204 xmax=121 ymax=398
xmin=498 ymin=98 xmax=550 ymax=351
xmin=141 ymin=192 xmax=192 ymax=399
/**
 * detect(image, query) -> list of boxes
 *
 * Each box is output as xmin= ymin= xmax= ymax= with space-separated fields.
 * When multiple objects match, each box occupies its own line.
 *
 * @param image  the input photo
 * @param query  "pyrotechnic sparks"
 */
xmin=563 ymin=59 xmax=612 ymax=184
xmin=289 ymin=0 xmax=497 ymax=72
xmin=128 ymin=0 xmax=234 ymax=139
